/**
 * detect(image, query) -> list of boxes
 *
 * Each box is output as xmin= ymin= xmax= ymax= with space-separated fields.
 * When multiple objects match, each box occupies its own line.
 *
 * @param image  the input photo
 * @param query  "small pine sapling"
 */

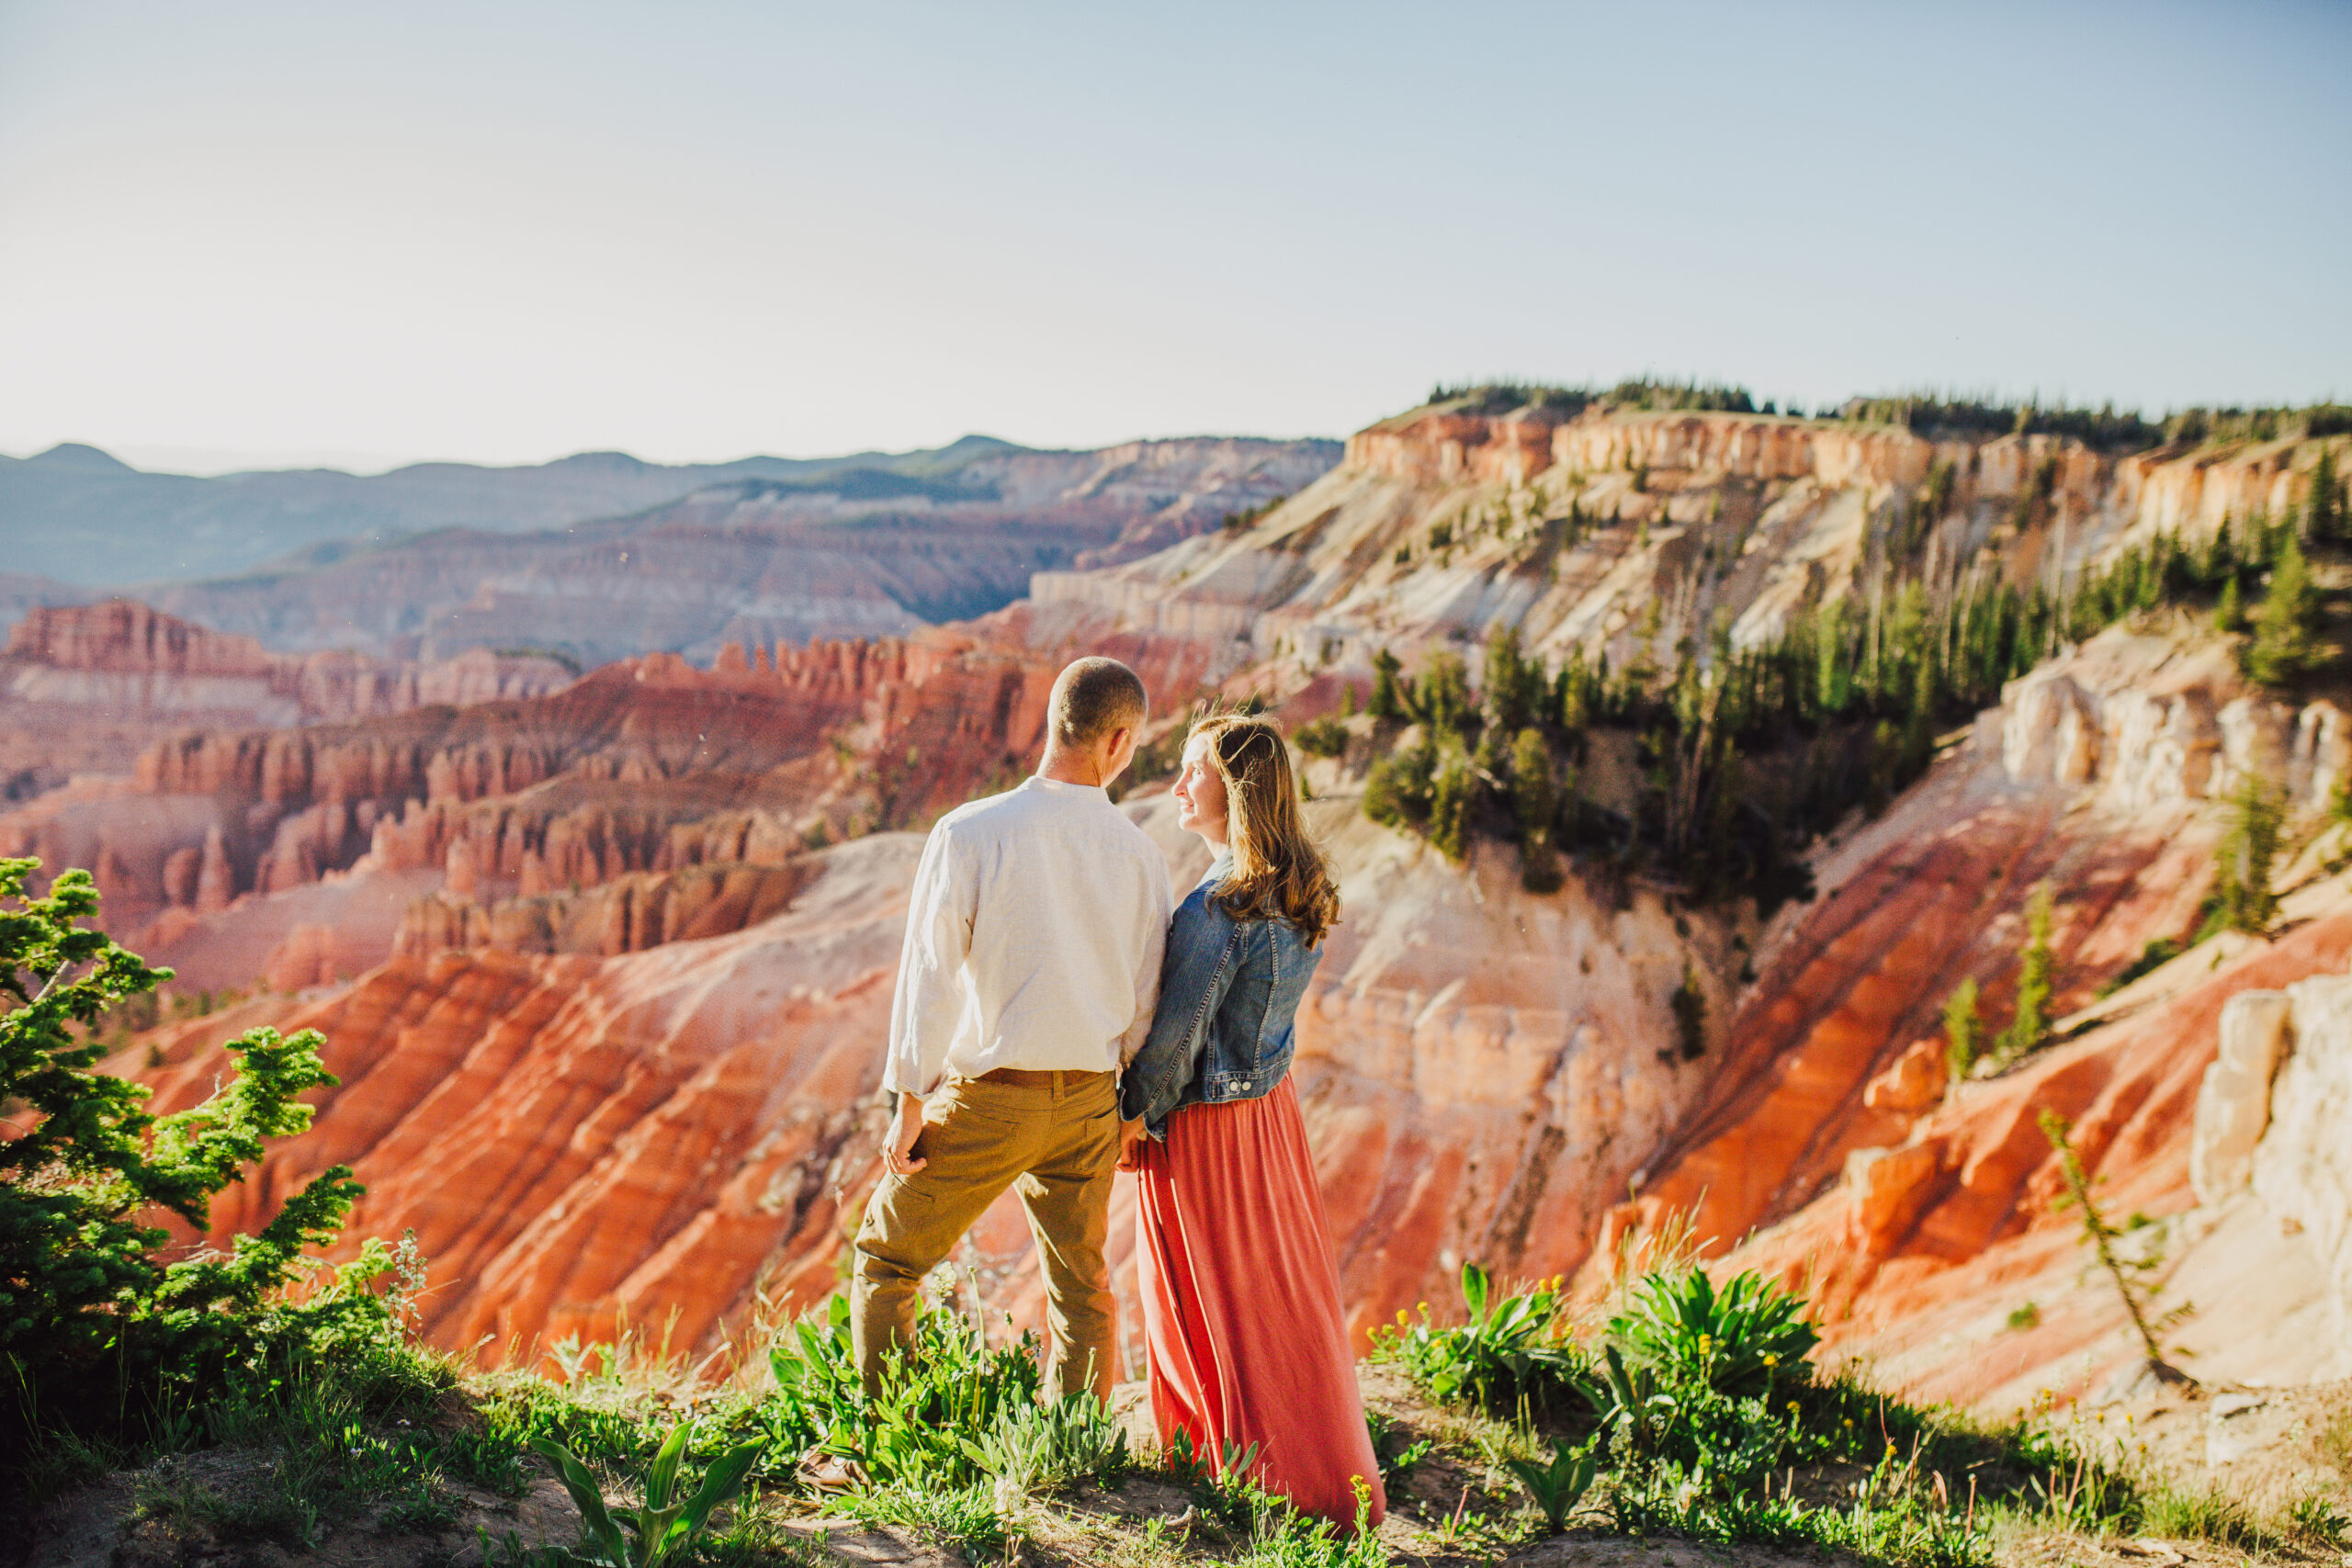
xmin=1996 ymin=886 xmax=2054 ymax=1066
xmin=1943 ymin=977 xmax=1981 ymax=1085
xmin=2038 ymin=1111 xmax=2192 ymax=1378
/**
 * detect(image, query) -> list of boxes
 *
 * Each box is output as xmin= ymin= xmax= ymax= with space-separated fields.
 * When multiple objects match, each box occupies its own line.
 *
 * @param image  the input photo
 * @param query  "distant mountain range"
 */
xmin=0 ymin=434 xmax=1341 ymax=664
xmin=0 ymin=434 xmax=1046 ymax=586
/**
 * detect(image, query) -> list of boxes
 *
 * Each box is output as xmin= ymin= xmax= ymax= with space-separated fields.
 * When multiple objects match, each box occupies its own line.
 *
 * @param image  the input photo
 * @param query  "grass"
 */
xmin=831 ymin=1480 xmax=1012 ymax=1560
xmin=30 ymin=1266 xmax=2351 ymax=1568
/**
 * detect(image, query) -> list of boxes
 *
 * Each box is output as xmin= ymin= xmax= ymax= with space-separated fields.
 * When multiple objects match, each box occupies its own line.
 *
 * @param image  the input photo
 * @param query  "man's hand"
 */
xmin=1115 ymin=1113 xmax=1149 ymax=1172
xmin=885 ymin=1090 xmax=928 ymax=1178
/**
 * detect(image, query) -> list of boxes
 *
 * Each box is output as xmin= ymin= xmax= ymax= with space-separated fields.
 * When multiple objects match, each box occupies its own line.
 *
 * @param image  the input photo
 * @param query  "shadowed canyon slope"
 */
xmin=27 ymin=393 xmax=2352 ymax=1404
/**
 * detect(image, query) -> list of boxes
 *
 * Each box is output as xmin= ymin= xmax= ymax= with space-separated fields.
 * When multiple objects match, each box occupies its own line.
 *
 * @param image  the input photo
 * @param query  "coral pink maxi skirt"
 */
xmin=1134 ymin=1076 xmax=1385 ymax=1527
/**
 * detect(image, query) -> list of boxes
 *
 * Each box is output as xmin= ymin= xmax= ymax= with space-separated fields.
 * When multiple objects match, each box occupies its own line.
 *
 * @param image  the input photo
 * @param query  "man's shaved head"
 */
xmin=1048 ymin=657 xmax=1148 ymax=750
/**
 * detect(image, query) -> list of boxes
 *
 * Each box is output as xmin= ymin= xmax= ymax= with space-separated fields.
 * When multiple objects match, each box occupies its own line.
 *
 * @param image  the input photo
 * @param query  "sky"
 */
xmin=1 ymin=0 xmax=2346 ymax=475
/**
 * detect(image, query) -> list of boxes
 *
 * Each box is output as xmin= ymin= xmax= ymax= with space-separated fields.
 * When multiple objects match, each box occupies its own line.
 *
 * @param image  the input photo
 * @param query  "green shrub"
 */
xmin=758 ymin=1292 xmax=1049 ymax=1489
xmin=1361 ymin=738 xmax=1436 ymax=828
xmin=1293 ymin=716 xmax=1349 ymax=759
xmin=1371 ymin=1262 xmax=1584 ymax=1416
xmin=958 ymin=1388 xmax=1131 ymax=1495
xmin=2096 ymin=937 xmax=2180 ymax=998
xmin=1606 ymin=1268 xmax=1820 ymax=1398
xmin=0 ymin=858 xmax=397 ymax=1472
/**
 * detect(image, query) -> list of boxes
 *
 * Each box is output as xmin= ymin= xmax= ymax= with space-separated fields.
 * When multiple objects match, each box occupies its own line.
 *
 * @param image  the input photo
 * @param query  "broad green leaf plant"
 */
xmin=532 ymin=1422 xmax=767 ymax=1568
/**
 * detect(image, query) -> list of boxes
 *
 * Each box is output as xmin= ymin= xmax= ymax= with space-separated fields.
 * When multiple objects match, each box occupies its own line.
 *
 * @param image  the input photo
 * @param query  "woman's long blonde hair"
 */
xmin=1192 ymin=713 xmax=1340 ymax=947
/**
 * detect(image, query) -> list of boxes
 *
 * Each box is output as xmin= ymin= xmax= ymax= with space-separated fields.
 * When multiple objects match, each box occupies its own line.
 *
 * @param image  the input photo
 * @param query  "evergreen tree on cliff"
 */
xmin=1369 ymin=649 xmax=1408 ymax=720
xmin=2245 ymin=536 xmax=2319 ymax=685
xmin=2308 ymin=447 xmax=2343 ymax=542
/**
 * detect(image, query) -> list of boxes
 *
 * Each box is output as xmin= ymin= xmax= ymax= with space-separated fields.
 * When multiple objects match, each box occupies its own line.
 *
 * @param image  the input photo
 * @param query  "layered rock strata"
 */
xmin=1600 ymin=621 xmax=2352 ymax=1404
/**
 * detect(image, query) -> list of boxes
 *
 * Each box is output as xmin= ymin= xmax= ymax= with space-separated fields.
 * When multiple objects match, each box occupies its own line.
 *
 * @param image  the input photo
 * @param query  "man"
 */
xmin=852 ymin=655 xmax=1173 ymax=1402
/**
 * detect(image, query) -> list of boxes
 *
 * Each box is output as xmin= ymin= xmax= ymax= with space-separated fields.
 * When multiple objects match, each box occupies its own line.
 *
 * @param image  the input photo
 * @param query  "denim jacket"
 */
xmin=1119 ymin=852 xmax=1324 ymax=1138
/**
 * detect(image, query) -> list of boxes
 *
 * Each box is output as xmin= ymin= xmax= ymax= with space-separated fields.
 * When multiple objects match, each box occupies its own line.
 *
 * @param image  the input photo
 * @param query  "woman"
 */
xmin=1118 ymin=713 xmax=1384 ymax=1527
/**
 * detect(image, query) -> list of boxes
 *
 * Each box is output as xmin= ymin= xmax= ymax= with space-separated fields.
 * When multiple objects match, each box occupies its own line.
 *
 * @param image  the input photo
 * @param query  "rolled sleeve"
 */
xmin=883 ymin=820 xmax=973 ymax=1097
xmin=1120 ymin=903 xmax=1241 ymax=1134
xmin=1117 ymin=854 xmax=1175 ymax=1067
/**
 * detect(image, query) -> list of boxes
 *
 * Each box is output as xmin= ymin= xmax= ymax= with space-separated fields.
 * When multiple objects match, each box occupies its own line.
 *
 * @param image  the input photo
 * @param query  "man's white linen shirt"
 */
xmin=884 ymin=776 xmax=1174 ymax=1099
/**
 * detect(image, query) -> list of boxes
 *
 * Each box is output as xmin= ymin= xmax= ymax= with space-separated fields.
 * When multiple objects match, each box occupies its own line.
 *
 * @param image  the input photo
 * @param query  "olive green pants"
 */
xmin=851 ymin=1069 xmax=1121 ymax=1401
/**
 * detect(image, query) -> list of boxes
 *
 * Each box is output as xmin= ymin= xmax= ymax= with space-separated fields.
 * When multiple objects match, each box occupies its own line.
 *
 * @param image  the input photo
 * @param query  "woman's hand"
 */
xmin=1115 ymin=1113 xmax=1149 ymax=1171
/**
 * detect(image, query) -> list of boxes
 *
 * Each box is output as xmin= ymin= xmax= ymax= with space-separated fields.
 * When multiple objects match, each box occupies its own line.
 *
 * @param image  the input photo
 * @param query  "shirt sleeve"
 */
xmin=1117 ymin=851 xmax=1175 ymax=1068
xmin=882 ymin=819 xmax=974 ymax=1097
xmin=1120 ymin=900 xmax=1241 ymax=1134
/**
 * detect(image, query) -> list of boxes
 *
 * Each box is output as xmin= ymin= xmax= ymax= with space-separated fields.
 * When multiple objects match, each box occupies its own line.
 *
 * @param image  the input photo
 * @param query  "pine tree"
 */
xmin=2203 ymin=514 xmax=2237 ymax=587
xmin=1482 ymin=626 xmax=1545 ymax=734
xmin=1900 ymin=649 xmax=1938 ymax=783
xmin=1369 ymin=648 xmax=1407 ymax=720
xmin=1428 ymin=742 xmax=1473 ymax=862
xmin=1420 ymin=651 xmax=1474 ymax=733
xmin=1670 ymin=964 xmax=1706 ymax=1059
xmin=1996 ymin=886 xmax=2054 ymax=1065
xmin=1558 ymin=648 xmax=1594 ymax=733
xmin=2216 ymin=573 xmax=2245 ymax=634
xmin=1362 ymin=735 xmax=1437 ymax=828
xmin=1943 ymin=977 xmax=1981 ymax=1083
xmin=2204 ymin=779 xmax=2283 ymax=936
xmin=2310 ymin=446 xmax=2344 ymax=542
xmin=1510 ymin=728 xmax=1562 ymax=893
xmin=2245 ymin=536 xmax=2318 ymax=686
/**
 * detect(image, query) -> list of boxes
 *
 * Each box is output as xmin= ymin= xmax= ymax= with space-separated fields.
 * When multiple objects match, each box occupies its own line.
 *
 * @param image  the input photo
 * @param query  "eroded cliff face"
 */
xmin=0 ymin=600 xmax=574 ymax=799
xmin=1041 ymin=405 xmax=2346 ymax=700
xmin=1594 ymin=620 xmax=2352 ymax=1405
xmin=1290 ymin=804 xmax=1724 ymax=1342
xmin=122 ymin=831 xmax=922 ymax=1362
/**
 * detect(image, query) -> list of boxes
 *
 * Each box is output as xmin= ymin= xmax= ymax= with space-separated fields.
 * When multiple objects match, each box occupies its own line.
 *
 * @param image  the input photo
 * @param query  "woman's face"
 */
xmin=1172 ymin=736 xmax=1230 ymax=845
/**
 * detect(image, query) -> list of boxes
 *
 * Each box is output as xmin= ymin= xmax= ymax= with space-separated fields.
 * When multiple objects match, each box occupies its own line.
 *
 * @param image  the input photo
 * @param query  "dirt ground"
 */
xmin=21 ymin=1371 xmax=2352 ymax=1568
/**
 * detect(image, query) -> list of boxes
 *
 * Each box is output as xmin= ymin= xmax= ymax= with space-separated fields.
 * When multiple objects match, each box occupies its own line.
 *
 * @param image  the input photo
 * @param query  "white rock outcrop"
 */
xmin=1994 ymin=641 xmax=2346 ymax=812
xmin=2190 ymin=989 xmax=2294 ymax=1203
xmin=2247 ymin=974 xmax=2352 ymax=1347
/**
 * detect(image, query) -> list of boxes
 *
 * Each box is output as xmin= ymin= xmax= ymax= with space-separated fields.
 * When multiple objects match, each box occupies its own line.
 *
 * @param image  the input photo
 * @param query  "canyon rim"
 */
xmin=9 ymin=387 xmax=2352 ymax=1413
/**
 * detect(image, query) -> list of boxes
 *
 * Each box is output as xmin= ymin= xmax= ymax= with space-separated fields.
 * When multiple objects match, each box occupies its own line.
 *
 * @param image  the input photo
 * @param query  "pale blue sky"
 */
xmin=1 ymin=0 xmax=2345 ymax=472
